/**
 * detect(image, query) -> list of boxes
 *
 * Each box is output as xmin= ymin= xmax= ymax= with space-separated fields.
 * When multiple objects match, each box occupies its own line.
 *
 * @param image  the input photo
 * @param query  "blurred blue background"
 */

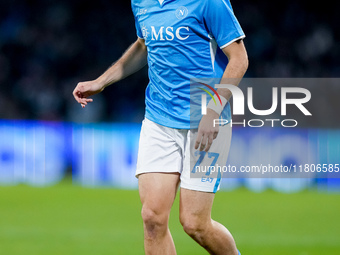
xmin=0 ymin=120 xmax=340 ymax=193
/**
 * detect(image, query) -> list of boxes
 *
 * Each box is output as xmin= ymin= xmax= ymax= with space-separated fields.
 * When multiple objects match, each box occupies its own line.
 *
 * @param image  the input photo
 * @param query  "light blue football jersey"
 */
xmin=131 ymin=0 xmax=245 ymax=129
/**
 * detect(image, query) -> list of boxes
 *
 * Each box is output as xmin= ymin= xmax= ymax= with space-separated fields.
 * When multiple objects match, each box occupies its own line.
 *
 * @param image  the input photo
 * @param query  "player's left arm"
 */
xmin=217 ymin=39 xmax=248 ymax=100
xmin=195 ymin=39 xmax=248 ymax=152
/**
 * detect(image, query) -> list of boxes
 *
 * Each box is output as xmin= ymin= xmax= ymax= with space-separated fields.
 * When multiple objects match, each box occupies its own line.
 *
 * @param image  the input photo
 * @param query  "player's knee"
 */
xmin=180 ymin=215 xmax=207 ymax=238
xmin=141 ymin=206 xmax=168 ymax=235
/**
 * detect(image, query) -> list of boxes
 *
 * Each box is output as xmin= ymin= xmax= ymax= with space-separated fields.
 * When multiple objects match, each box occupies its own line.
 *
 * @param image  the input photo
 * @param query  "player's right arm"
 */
xmin=73 ymin=37 xmax=147 ymax=108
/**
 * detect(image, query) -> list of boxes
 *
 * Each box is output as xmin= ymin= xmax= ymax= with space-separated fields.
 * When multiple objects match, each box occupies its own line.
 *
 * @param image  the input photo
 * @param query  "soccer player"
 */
xmin=73 ymin=0 xmax=248 ymax=254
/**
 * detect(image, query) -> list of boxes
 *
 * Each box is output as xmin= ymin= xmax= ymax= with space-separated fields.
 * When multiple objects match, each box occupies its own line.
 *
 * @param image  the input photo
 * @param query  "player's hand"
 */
xmin=73 ymin=80 xmax=105 ymax=108
xmin=195 ymin=109 xmax=219 ymax=152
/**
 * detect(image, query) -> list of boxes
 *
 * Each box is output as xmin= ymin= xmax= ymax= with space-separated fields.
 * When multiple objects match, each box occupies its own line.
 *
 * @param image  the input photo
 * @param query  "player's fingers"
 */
xmin=79 ymin=98 xmax=93 ymax=107
xmin=205 ymin=134 xmax=214 ymax=152
xmin=213 ymin=129 xmax=219 ymax=139
xmin=73 ymin=82 xmax=88 ymax=101
xmin=199 ymin=134 xmax=207 ymax=151
xmin=73 ymin=90 xmax=82 ymax=103
xmin=195 ymin=132 xmax=203 ymax=150
xmin=81 ymin=98 xmax=93 ymax=103
xmin=77 ymin=96 xmax=87 ymax=105
xmin=74 ymin=90 xmax=90 ymax=105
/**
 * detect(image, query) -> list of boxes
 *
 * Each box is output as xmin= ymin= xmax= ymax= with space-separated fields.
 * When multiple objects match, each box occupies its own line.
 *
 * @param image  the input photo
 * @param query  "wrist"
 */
xmin=206 ymin=108 xmax=220 ymax=119
xmin=207 ymin=94 xmax=228 ymax=116
xmin=95 ymin=77 xmax=110 ymax=89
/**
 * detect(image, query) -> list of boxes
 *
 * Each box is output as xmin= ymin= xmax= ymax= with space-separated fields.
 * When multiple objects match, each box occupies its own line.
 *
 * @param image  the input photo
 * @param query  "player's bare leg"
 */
xmin=139 ymin=173 xmax=180 ymax=255
xmin=179 ymin=188 xmax=238 ymax=255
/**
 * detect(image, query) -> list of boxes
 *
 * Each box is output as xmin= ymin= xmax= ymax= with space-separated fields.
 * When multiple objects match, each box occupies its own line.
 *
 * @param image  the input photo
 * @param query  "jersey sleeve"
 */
xmin=203 ymin=0 xmax=245 ymax=49
xmin=134 ymin=16 xmax=143 ymax=38
xmin=131 ymin=3 xmax=143 ymax=38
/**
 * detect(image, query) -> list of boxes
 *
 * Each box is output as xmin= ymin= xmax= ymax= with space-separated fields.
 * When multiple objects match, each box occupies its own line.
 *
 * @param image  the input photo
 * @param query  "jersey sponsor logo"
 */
xmin=141 ymin=23 xmax=150 ymax=40
xmin=138 ymin=8 xmax=147 ymax=15
xmin=175 ymin=6 xmax=188 ymax=20
xmin=201 ymin=177 xmax=214 ymax=183
xmin=150 ymin=26 xmax=190 ymax=41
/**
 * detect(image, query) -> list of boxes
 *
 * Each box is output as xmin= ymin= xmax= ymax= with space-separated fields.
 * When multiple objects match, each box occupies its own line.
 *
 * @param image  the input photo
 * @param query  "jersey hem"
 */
xmin=145 ymin=113 xmax=191 ymax=129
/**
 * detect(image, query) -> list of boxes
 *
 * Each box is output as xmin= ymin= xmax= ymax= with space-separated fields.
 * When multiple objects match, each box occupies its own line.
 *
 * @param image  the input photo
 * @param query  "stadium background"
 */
xmin=0 ymin=0 xmax=339 ymax=254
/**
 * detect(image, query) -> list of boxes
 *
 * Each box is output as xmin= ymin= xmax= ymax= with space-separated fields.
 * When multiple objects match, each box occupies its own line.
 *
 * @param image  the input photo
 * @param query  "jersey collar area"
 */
xmin=157 ymin=0 xmax=176 ymax=7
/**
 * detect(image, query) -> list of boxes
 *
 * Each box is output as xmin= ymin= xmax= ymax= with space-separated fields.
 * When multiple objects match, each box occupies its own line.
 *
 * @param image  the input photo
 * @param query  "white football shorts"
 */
xmin=136 ymin=118 xmax=232 ymax=193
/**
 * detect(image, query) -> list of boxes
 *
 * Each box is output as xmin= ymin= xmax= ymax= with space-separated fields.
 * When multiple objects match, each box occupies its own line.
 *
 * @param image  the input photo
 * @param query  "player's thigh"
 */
xmin=181 ymin=124 xmax=232 ymax=193
xmin=139 ymin=173 xmax=180 ymax=217
xmin=179 ymin=187 xmax=215 ymax=226
xmin=136 ymin=118 xmax=183 ymax=176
